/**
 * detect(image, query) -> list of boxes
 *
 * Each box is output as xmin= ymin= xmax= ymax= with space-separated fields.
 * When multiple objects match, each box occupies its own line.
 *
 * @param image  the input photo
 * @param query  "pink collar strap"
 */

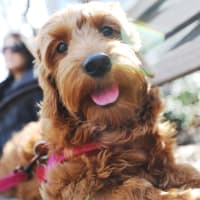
xmin=0 ymin=146 xmax=46 ymax=193
xmin=49 ymin=142 xmax=100 ymax=165
xmin=0 ymin=171 xmax=28 ymax=193
xmin=37 ymin=142 xmax=101 ymax=181
xmin=0 ymin=142 xmax=101 ymax=192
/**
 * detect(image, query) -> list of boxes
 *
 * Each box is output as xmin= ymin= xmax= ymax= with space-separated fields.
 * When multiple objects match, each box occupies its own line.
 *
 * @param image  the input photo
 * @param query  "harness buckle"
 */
xmin=14 ymin=140 xmax=49 ymax=178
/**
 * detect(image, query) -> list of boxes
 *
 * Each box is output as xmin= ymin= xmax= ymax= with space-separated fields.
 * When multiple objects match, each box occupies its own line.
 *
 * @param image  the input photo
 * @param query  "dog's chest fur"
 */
xmin=42 ymin=132 xmax=167 ymax=199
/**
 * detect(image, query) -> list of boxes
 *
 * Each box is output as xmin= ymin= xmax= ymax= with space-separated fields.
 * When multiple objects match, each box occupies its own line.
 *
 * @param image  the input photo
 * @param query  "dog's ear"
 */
xmin=38 ymin=65 xmax=59 ymax=119
xmin=32 ymin=32 xmax=61 ymax=119
xmin=147 ymin=85 xmax=163 ymax=118
xmin=139 ymin=85 xmax=163 ymax=128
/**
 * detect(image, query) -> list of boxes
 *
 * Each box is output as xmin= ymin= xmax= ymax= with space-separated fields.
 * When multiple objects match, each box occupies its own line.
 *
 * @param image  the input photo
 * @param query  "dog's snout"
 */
xmin=82 ymin=53 xmax=111 ymax=77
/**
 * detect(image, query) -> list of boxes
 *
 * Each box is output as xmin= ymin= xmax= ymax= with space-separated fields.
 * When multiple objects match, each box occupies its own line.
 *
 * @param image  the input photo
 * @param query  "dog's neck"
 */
xmin=42 ymin=111 xmax=159 ymax=156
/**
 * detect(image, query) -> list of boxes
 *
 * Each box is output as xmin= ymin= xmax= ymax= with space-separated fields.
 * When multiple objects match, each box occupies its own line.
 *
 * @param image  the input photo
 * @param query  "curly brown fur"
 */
xmin=0 ymin=121 xmax=42 ymax=199
xmin=1 ymin=2 xmax=200 ymax=200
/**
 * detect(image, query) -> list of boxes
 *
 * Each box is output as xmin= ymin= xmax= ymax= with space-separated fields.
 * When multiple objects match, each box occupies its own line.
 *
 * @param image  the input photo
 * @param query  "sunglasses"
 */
xmin=2 ymin=43 xmax=25 ymax=54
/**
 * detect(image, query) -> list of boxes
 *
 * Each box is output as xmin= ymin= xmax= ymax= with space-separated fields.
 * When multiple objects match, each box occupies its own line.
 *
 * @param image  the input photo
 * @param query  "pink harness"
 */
xmin=0 ymin=142 xmax=100 ymax=192
xmin=36 ymin=142 xmax=101 ymax=181
xmin=0 ymin=171 xmax=27 ymax=192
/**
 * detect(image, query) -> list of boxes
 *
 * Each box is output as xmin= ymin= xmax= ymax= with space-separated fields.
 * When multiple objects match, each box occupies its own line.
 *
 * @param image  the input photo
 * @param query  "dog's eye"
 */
xmin=101 ymin=26 xmax=114 ymax=37
xmin=56 ymin=42 xmax=68 ymax=53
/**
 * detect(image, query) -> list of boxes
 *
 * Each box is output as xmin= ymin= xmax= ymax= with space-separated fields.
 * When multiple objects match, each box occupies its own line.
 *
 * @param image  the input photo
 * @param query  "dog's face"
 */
xmin=36 ymin=2 xmax=152 ymax=128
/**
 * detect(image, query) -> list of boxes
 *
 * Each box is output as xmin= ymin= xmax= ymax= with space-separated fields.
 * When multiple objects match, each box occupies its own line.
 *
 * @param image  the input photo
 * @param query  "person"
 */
xmin=0 ymin=33 xmax=42 ymax=155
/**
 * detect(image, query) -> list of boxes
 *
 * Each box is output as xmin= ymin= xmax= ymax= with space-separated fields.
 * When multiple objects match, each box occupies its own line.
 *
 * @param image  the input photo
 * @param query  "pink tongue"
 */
xmin=91 ymin=85 xmax=119 ymax=106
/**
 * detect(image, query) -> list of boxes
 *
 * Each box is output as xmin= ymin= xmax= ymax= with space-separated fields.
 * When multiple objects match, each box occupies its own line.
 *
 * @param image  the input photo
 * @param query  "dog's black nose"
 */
xmin=82 ymin=52 xmax=111 ymax=77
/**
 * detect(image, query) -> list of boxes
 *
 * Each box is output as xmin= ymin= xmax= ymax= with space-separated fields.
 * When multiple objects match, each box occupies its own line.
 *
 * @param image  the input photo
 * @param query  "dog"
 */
xmin=1 ymin=2 xmax=200 ymax=199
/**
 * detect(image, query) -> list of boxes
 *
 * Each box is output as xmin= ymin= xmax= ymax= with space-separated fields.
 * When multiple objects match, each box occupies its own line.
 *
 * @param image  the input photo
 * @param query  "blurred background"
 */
xmin=0 ymin=0 xmax=200 ymax=163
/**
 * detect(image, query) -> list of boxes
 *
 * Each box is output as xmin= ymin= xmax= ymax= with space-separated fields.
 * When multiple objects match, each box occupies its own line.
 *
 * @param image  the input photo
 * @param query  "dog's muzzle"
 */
xmin=82 ymin=52 xmax=111 ymax=77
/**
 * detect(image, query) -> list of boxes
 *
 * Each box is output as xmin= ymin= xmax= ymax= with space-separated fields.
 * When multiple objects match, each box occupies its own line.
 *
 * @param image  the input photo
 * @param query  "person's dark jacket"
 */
xmin=0 ymin=68 xmax=42 ymax=154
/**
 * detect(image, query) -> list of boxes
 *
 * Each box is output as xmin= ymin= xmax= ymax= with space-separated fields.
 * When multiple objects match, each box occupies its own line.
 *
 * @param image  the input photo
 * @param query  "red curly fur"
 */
xmin=1 ymin=2 xmax=200 ymax=200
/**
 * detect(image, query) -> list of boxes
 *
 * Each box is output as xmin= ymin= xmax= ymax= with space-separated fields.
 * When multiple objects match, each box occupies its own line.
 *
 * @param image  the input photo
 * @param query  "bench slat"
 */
xmin=128 ymin=0 xmax=159 ymax=19
xmin=144 ymin=22 xmax=200 ymax=64
xmin=151 ymin=37 xmax=200 ymax=85
xmin=147 ymin=0 xmax=200 ymax=34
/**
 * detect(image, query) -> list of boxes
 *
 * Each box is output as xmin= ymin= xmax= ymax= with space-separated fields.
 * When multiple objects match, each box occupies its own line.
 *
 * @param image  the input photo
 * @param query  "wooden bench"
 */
xmin=128 ymin=0 xmax=200 ymax=85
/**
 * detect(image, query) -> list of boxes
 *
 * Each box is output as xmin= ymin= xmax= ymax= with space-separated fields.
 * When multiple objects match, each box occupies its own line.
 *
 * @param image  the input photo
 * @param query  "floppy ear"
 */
xmin=38 ymin=65 xmax=59 ymax=119
xmin=147 ymin=85 xmax=163 ymax=119
xmin=139 ymin=85 xmax=163 ymax=128
xmin=36 ymin=49 xmax=59 ymax=119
